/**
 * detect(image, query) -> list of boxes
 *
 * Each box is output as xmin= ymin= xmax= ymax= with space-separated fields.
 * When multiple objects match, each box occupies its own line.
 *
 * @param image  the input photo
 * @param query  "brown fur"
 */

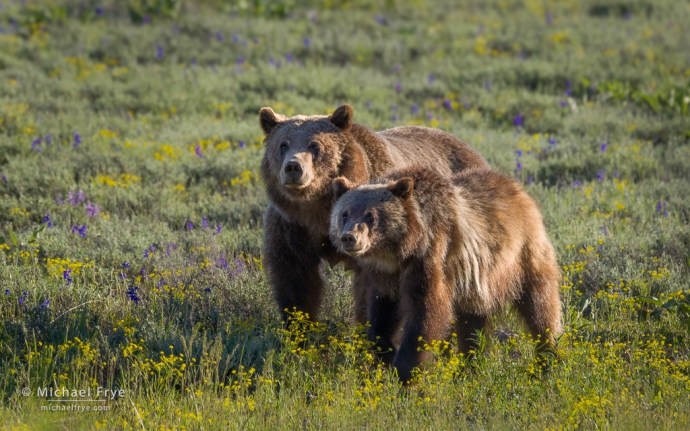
xmin=259 ymin=105 xmax=488 ymax=323
xmin=330 ymin=167 xmax=562 ymax=382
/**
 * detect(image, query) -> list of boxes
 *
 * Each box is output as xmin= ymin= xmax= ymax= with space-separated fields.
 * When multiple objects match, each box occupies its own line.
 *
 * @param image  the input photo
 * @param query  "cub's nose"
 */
xmin=340 ymin=233 xmax=356 ymax=248
xmin=284 ymin=160 xmax=304 ymax=183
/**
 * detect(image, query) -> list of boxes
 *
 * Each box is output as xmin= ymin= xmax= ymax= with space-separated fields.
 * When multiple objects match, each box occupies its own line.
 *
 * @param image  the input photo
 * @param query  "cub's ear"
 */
xmin=259 ymin=107 xmax=285 ymax=135
xmin=332 ymin=177 xmax=354 ymax=200
xmin=388 ymin=177 xmax=414 ymax=200
xmin=329 ymin=104 xmax=354 ymax=130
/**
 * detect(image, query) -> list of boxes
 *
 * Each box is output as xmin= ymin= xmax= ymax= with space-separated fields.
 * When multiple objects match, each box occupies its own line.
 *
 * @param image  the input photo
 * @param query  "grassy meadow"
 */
xmin=1 ymin=0 xmax=690 ymax=429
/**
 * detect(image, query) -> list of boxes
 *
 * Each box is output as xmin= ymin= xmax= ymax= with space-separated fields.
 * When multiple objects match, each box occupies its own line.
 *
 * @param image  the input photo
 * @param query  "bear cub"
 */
xmin=330 ymin=166 xmax=562 ymax=382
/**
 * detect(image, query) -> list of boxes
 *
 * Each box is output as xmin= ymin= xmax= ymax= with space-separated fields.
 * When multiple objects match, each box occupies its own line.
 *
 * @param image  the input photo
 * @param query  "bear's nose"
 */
xmin=284 ymin=161 xmax=303 ymax=174
xmin=340 ymin=233 xmax=356 ymax=247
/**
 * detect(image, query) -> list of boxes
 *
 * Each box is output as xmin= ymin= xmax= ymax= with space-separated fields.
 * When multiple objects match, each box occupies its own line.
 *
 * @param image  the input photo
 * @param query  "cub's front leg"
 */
xmin=394 ymin=259 xmax=453 ymax=383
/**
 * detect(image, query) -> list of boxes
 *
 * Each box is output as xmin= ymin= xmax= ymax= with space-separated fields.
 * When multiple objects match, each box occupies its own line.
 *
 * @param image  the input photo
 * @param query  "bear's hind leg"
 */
xmin=514 ymin=275 xmax=562 ymax=352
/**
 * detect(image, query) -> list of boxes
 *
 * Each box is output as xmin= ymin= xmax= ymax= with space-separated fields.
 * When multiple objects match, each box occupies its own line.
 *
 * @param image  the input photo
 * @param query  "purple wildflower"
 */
xmin=426 ymin=113 xmax=433 ymax=120
xmin=528 ymin=176 xmax=534 ymax=185
xmin=375 ymin=14 xmax=386 ymax=25
xmin=31 ymin=137 xmax=41 ymax=152
xmin=143 ymin=250 xmax=149 ymax=258
xmin=559 ymin=101 xmax=568 ymax=108
xmin=122 ymin=261 xmax=131 ymax=269
xmin=1 ymin=173 xmax=6 ymax=183
xmin=366 ymin=100 xmax=371 ymax=110
xmin=232 ymin=33 xmax=239 ymax=43
xmin=156 ymin=45 xmax=163 ymax=59
xmin=166 ymin=243 xmax=177 ymax=256
xmin=71 ymin=225 xmax=87 ymax=238
xmin=516 ymin=150 xmax=523 ymax=157
xmin=41 ymin=213 xmax=52 ymax=227
xmin=656 ymin=201 xmax=669 ymax=216
xmin=565 ymin=79 xmax=572 ymax=96
xmin=545 ymin=11 xmax=553 ymax=25
xmin=572 ymin=180 xmax=582 ymax=188
xmin=391 ymin=115 xmax=398 ymax=122
xmin=613 ymin=172 xmax=619 ymax=178
xmin=142 ymin=14 xmax=150 ymax=24
xmin=45 ymin=134 xmax=52 ymax=145
xmin=411 ymin=104 xmax=419 ymax=115
xmin=484 ymin=81 xmax=491 ymax=90
xmin=285 ymin=54 xmax=293 ymax=63
xmin=218 ymin=253 xmax=228 ymax=269
xmin=395 ymin=82 xmax=401 ymax=92
xmin=515 ymin=161 xmax=522 ymax=174
xmin=597 ymin=170 xmax=605 ymax=181
xmin=73 ymin=132 xmax=82 ymax=147
xmin=428 ymin=74 xmax=435 ymax=84
xmin=600 ymin=142 xmax=607 ymax=152
xmin=191 ymin=58 xmax=197 ymax=66
xmin=195 ymin=144 xmax=204 ymax=158
xmin=303 ymin=37 xmax=311 ymax=47
xmin=548 ymin=138 xmax=556 ymax=147
xmin=41 ymin=299 xmax=50 ymax=309
xmin=85 ymin=201 xmax=101 ymax=217
xmin=237 ymin=57 xmax=245 ymax=66
xmin=18 ymin=291 xmax=27 ymax=305
xmin=214 ymin=224 xmax=222 ymax=235
xmin=513 ymin=114 xmax=524 ymax=127
xmin=187 ymin=222 xmax=194 ymax=230
xmin=202 ymin=216 xmax=209 ymax=229
xmin=391 ymin=104 xmax=398 ymax=111
xmin=239 ymin=141 xmax=246 ymax=148
xmin=600 ymin=225 xmax=608 ymax=235
xmin=443 ymin=99 xmax=453 ymax=110
xmin=216 ymin=31 xmax=224 ymax=42
xmin=63 ymin=269 xmax=72 ymax=286
xmin=126 ymin=286 xmax=140 ymax=304
xmin=4 ymin=289 xmax=9 ymax=296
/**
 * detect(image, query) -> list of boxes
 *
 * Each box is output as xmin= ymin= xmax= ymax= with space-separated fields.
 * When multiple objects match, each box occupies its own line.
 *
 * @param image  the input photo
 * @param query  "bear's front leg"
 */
xmin=366 ymin=284 xmax=400 ymax=365
xmin=394 ymin=260 xmax=453 ymax=383
xmin=263 ymin=205 xmax=325 ymax=324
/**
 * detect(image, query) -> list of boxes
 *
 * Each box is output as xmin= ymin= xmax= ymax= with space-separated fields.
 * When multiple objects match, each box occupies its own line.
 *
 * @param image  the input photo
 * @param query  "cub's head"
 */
xmin=259 ymin=104 xmax=356 ymax=202
xmin=329 ymin=176 xmax=414 ymax=260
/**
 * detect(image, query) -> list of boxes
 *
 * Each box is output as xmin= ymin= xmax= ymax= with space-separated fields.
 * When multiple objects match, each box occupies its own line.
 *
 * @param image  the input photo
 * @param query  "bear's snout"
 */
xmin=280 ymin=154 xmax=313 ymax=189
xmin=340 ymin=233 xmax=357 ymax=248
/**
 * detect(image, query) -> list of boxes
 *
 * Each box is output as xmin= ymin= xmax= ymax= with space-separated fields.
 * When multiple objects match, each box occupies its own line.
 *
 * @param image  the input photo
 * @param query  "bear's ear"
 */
xmin=329 ymin=104 xmax=354 ymax=130
xmin=259 ymin=107 xmax=285 ymax=135
xmin=388 ymin=177 xmax=414 ymax=200
xmin=332 ymin=177 xmax=354 ymax=200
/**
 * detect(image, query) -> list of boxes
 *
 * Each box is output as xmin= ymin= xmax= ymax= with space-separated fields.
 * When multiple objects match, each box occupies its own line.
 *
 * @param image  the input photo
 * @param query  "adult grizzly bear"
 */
xmin=330 ymin=167 xmax=562 ymax=382
xmin=259 ymin=104 xmax=488 ymax=324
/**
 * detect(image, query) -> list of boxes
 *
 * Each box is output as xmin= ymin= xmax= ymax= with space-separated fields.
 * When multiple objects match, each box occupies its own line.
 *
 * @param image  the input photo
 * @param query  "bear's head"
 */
xmin=329 ymin=176 xmax=414 ymax=265
xmin=259 ymin=104 xmax=360 ymax=202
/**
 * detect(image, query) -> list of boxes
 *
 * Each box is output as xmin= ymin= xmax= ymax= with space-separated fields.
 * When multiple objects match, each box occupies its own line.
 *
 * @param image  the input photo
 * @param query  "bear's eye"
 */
xmin=279 ymin=141 xmax=289 ymax=150
xmin=309 ymin=142 xmax=320 ymax=151
xmin=342 ymin=212 xmax=348 ymax=222
xmin=365 ymin=212 xmax=375 ymax=223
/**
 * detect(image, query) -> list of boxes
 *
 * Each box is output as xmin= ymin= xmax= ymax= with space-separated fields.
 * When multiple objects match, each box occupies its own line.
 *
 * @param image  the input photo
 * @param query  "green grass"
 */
xmin=1 ymin=0 xmax=689 ymax=429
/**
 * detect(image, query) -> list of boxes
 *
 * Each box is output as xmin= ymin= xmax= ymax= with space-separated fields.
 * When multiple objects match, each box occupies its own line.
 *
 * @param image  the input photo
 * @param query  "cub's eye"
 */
xmin=365 ymin=212 xmax=375 ymax=222
xmin=342 ymin=212 xmax=348 ymax=221
xmin=279 ymin=141 xmax=289 ymax=150
xmin=309 ymin=142 xmax=320 ymax=154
